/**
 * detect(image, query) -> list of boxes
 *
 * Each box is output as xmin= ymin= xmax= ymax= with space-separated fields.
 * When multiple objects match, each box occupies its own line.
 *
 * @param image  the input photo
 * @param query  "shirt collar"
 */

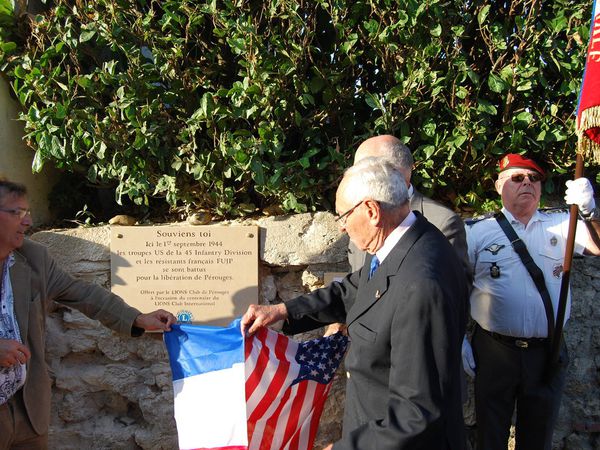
xmin=2 ymin=253 xmax=15 ymax=274
xmin=1 ymin=253 xmax=15 ymax=299
xmin=375 ymin=211 xmax=417 ymax=263
xmin=501 ymin=207 xmax=548 ymax=228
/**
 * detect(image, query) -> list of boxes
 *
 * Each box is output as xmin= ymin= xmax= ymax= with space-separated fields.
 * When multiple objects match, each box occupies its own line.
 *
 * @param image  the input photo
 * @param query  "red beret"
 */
xmin=498 ymin=154 xmax=545 ymax=177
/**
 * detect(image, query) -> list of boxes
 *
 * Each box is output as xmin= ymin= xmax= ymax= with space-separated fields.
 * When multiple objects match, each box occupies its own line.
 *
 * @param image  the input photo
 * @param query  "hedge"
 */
xmin=0 ymin=0 xmax=595 ymax=219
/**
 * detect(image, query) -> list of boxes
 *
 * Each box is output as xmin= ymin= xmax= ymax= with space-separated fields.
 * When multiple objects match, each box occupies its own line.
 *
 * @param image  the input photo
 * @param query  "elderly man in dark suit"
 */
xmin=0 ymin=179 xmax=177 ymax=449
xmin=241 ymin=158 xmax=468 ymax=449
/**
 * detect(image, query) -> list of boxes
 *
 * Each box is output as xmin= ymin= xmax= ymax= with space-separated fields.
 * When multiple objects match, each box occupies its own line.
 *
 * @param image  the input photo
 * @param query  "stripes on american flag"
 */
xmin=245 ymin=327 xmax=348 ymax=450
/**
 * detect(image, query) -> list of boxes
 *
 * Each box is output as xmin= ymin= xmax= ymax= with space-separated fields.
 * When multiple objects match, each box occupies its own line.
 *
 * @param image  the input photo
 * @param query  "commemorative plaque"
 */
xmin=110 ymin=225 xmax=258 ymax=326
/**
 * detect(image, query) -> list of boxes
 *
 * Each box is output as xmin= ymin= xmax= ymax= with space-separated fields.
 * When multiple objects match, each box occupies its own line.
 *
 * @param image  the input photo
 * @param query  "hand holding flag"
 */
xmin=240 ymin=303 xmax=288 ymax=336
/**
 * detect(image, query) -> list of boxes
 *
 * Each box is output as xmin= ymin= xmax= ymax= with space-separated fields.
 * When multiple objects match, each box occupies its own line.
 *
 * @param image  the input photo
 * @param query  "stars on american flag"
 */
xmin=293 ymin=332 xmax=349 ymax=385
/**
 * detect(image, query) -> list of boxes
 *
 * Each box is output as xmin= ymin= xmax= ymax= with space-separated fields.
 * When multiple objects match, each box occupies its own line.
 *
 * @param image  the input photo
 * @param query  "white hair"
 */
xmin=342 ymin=157 xmax=408 ymax=208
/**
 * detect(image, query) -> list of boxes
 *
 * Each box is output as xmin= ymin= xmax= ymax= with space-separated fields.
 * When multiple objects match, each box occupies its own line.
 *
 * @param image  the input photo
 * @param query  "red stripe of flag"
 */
xmin=247 ymin=332 xmax=292 ymax=439
xmin=283 ymin=381 xmax=308 ymax=450
xmin=244 ymin=329 xmax=269 ymax=400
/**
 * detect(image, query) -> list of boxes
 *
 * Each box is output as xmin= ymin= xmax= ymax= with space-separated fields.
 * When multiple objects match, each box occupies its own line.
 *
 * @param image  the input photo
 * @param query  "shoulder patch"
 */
xmin=465 ymin=211 xmax=496 ymax=227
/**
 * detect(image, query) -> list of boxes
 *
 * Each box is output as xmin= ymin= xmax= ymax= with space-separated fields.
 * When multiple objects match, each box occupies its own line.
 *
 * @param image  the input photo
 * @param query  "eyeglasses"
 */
xmin=335 ymin=200 xmax=363 ymax=225
xmin=506 ymin=173 xmax=543 ymax=183
xmin=0 ymin=207 xmax=31 ymax=219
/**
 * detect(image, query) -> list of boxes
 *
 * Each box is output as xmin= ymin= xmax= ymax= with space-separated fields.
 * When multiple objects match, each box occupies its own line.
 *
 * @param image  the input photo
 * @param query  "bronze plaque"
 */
xmin=110 ymin=225 xmax=258 ymax=326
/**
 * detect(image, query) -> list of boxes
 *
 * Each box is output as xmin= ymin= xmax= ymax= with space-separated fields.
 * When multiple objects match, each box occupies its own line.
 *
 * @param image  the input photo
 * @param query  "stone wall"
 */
xmin=31 ymin=213 xmax=599 ymax=449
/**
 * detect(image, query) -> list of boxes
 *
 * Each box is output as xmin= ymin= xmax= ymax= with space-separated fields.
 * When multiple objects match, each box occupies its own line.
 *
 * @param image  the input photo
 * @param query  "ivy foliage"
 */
xmin=0 ymin=0 xmax=594 ymax=218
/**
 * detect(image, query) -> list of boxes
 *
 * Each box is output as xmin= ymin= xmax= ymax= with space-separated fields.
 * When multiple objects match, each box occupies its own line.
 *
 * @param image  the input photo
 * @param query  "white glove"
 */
xmin=462 ymin=336 xmax=476 ymax=378
xmin=565 ymin=178 xmax=596 ymax=216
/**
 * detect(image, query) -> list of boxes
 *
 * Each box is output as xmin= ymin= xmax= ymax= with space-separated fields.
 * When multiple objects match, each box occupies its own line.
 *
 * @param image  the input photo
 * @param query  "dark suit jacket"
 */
xmin=347 ymin=189 xmax=469 ymax=281
xmin=284 ymin=213 xmax=468 ymax=449
xmin=10 ymin=239 xmax=142 ymax=434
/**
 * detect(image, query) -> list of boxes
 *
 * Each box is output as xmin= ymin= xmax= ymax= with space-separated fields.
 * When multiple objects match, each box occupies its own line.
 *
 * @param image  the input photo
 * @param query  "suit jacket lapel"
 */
xmin=347 ymin=213 xmax=428 ymax=326
xmin=10 ymin=250 xmax=31 ymax=343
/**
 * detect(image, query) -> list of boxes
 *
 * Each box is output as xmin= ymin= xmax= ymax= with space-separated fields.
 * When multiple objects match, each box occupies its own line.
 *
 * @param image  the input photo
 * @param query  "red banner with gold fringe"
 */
xmin=577 ymin=0 xmax=600 ymax=161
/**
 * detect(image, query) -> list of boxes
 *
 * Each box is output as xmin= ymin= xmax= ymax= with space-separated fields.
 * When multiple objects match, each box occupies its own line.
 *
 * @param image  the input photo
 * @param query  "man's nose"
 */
xmin=22 ymin=213 xmax=33 ymax=227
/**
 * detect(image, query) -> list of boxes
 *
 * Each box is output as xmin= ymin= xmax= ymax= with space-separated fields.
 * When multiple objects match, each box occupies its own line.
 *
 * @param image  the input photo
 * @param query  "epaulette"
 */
xmin=464 ymin=212 xmax=495 ymax=227
xmin=538 ymin=206 xmax=569 ymax=214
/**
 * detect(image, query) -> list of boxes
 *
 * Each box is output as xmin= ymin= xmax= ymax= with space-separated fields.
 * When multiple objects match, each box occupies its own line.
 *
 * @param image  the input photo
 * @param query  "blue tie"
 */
xmin=368 ymin=255 xmax=380 ymax=279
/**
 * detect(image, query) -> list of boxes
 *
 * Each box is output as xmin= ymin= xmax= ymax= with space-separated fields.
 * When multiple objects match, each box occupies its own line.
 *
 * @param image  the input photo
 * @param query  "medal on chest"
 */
xmin=490 ymin=262 xmax=501 ymax=279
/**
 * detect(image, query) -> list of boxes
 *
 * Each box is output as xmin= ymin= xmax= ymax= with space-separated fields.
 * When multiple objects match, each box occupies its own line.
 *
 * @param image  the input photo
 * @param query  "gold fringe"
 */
xmin=577 ymin=106 xmax=600 ymax=163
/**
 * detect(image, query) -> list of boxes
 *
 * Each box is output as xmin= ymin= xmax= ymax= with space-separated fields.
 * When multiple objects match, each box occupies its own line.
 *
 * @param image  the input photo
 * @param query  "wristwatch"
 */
xmin=581 ymin=207 xmax=599 ymax=221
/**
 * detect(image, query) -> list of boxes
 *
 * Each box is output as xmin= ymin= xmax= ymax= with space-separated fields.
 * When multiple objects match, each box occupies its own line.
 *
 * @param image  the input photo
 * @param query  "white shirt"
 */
xmin=0 ymin=253 xmax=26 ymax=404
xmin=375 ymin=211 xmax=417 ymax=264
xmin=466 ymin=208 xmax=590 ymax=338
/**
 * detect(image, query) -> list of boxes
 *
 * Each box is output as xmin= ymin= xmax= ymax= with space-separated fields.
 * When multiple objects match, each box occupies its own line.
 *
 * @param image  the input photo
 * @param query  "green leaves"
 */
xmin=0 ymin=0 xmax=593 ymax=218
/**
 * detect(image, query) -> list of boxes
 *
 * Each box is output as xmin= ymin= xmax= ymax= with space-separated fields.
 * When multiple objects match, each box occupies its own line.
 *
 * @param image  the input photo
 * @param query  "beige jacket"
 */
xmin=11 ymin=239 xmax=141 ymax=434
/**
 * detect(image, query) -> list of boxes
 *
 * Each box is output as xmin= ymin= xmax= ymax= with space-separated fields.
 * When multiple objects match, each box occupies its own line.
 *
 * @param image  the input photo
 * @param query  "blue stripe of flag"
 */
xmin=164 ymin=319 xmax=244 ymax=381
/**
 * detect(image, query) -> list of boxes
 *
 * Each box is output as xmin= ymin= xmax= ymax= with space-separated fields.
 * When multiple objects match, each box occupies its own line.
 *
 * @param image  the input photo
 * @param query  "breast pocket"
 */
xmin=538 ymin=248 xmax=564 ymax=285
xmin=353 ymin=322 xmax=378 ymax=343
xmin=477 ymin=253 xmax=512 ymax=281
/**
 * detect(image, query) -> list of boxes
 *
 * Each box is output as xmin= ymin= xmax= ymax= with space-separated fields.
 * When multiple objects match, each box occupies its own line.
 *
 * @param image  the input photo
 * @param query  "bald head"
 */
xmin=354 ymin=135 xmax=413 ymax=185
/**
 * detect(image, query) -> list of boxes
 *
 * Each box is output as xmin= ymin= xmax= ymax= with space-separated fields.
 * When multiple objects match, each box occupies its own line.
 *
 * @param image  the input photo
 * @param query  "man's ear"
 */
xmin=494 ymin=178 xmax=503 ymax=195
xmin=363 ymin=199 xmax=381 ymax=225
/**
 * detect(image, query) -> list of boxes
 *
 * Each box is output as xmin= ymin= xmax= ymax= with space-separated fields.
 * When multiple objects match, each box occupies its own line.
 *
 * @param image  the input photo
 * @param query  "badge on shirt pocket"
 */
xmin=478 ymin=248 xmax=510 ymax=281
xmin=539 ymin=248 xmax=563 ymax=282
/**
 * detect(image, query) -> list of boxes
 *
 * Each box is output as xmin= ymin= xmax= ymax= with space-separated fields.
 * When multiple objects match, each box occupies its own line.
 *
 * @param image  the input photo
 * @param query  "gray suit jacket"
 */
xmin=10 ymin=239 xmax=141 ymax=434
xmin=347 ymin=189 xmax=470 ymax=280
xmin=284 ymin=213 xmax=468 ymax=449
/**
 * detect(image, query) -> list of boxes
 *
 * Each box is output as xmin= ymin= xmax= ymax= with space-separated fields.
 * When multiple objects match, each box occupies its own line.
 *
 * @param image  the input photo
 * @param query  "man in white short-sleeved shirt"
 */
xmin=462 ymin=153 xmax=600 ymax=450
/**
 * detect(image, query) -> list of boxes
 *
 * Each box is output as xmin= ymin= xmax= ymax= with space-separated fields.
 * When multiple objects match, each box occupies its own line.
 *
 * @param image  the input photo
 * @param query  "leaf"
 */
xmin=422 ymin=145 xmax=435 ymax=159
xmin=55 ymin=102 xmax=67 ymax=119
xmin=514 ymin=111 xmax=533 ymax=127
xmin=455 ymin=87 xmax=468 ymax=99
xmin=477 ymin=99 xmax=498 ymax=115
xmin=13 ymin=65 xmax=26 ymax=79
xmin=79 ymin=30 xmax=96 ymax=43
xmin=31 ymin=150 xmax=44 ymax=173
xmin=363 ymin=19 xmax=379 ymax=35
xmin=477 ymin=5 xmax=490 ymax=25
xmin=365 ymin=93 xmax=381 ymax=110
xmin=76 ymin=76 xmax=93 ymax=89
xmin=423 ymin=120 xmax=436 ymax=137
xmin=487 ymin=73 xmax=507 ymax=93
xmin=1 ymin=41 xmax=16 ymax=52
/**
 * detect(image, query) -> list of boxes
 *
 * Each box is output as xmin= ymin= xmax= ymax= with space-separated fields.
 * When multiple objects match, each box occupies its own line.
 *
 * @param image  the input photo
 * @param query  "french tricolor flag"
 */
xmin=164 ymin=320 xmax=248 ymax=450
xmin=164 ymin=319 xmax=348 ymax=450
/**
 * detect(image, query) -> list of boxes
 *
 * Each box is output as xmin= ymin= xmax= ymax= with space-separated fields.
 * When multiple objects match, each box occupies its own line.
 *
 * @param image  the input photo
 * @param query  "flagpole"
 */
xmin=548 ymin=153 xmax=584 ymax=374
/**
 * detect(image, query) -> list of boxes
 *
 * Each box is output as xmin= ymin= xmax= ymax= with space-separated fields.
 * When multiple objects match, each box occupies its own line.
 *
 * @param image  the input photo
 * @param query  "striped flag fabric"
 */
xmin=164 ymin=320 xmax=248 ymax=450
xmin=245 ymin=324 xmax=348 ymax=450
xmin=164 ymin=319 xmax=348 ymax=450
xmin=576 ymin=0 xmax=600 ymax=161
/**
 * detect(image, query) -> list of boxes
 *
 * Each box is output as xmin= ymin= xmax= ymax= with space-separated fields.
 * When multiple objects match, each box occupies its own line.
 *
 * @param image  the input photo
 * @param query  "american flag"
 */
xmin=245 ymin=326 xmax=348 ymax=450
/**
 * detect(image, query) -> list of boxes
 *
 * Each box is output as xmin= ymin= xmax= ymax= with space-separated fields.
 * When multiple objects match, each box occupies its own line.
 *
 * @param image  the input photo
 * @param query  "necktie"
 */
xmin=368 ymin=255 xmax=380 ymax=279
